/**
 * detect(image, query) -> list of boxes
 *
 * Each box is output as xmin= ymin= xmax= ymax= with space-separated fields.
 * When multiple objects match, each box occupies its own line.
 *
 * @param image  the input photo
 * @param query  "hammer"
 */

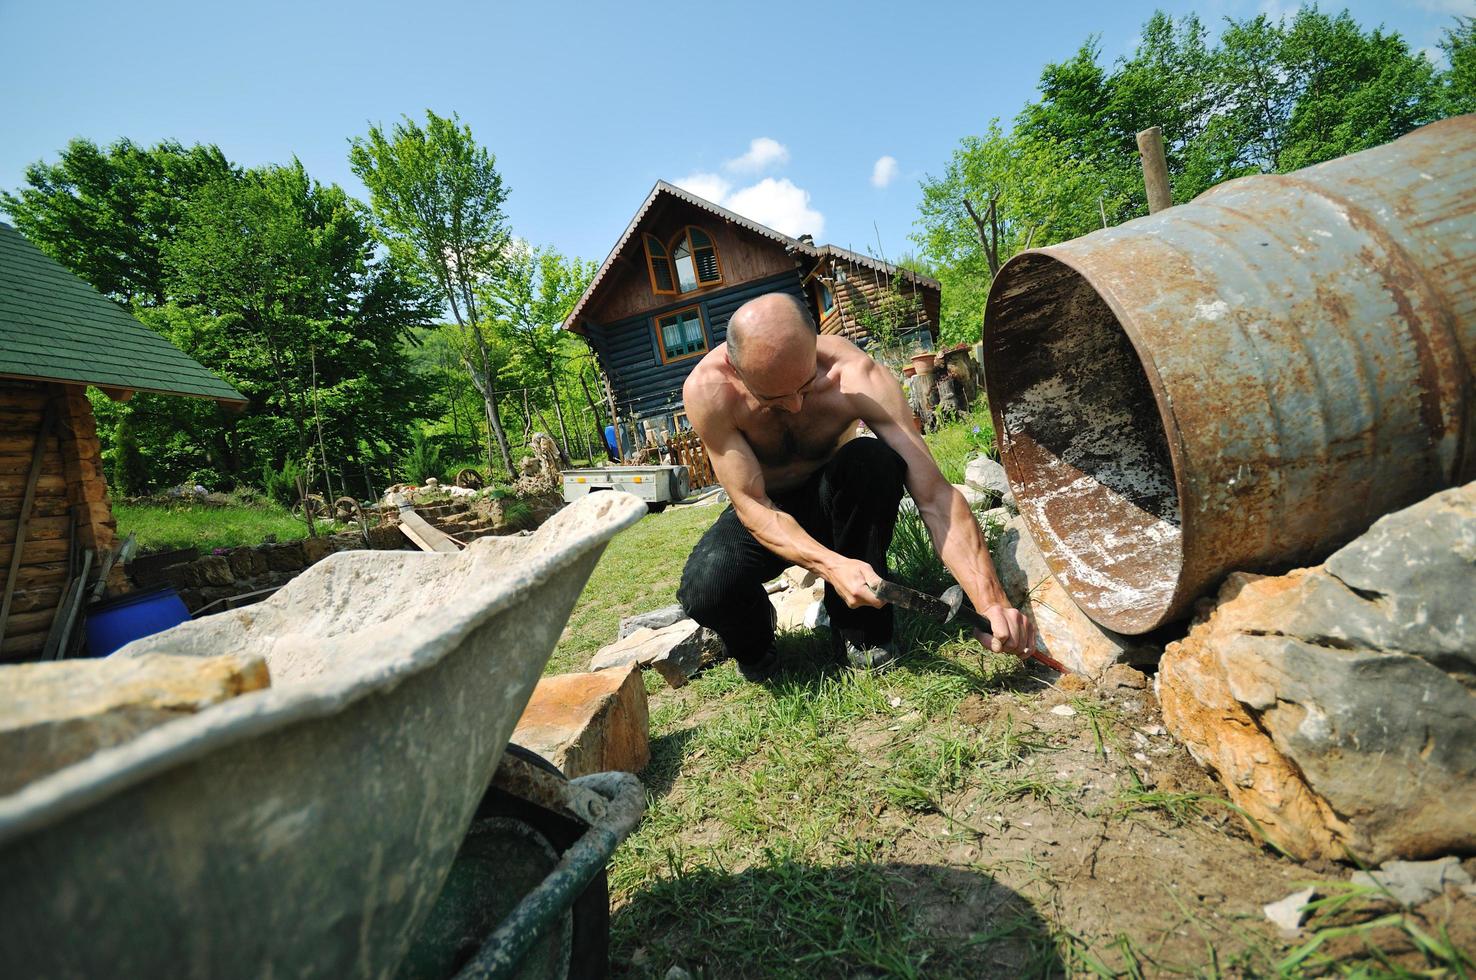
xmin=872 ymin=579 xmax=1067 ymax=673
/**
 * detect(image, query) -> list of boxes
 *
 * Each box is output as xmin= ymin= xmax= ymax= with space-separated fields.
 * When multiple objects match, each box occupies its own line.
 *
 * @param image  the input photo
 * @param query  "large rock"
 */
xmin=591 ymin=619 xmax=723 ymax=688
xmin=511 ymin=665 xmax=649 ymax=778
xmin=1159 ymin=482 xmax=1476 ymax=863
xmin=0 ymin=652 xmax=271 ymax=794
xmin=964 ymin=455 xmax=1010 ymax=497
xmin=991 ymin=516 xmax=1159 ymax=676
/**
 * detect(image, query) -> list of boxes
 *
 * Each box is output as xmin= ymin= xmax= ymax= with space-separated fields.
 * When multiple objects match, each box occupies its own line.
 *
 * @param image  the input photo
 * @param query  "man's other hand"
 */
xmin=826 ymin=557 xmax=885 ymax=609
xmin=976 ymin=604 xmax=1036 ymax=658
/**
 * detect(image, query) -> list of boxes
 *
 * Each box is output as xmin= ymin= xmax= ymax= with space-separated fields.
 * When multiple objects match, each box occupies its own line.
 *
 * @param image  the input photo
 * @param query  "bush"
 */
xmin=400 ymin=430 xmax=443 ymax=485
xmin=262 ymin=457 xmax=306 ymax=508
xmin=111 ymin=413 xmax=151 ymax=496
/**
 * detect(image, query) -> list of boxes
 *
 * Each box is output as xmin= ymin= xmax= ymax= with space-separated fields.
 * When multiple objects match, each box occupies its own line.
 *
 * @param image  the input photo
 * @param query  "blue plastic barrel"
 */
xmin=84 ymin=587 xmax=191 ymax=657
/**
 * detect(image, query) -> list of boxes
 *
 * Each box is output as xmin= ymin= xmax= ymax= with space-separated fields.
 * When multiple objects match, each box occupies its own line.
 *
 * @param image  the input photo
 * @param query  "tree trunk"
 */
xmin=464 ymin=339 xmax=515 ymax=481
xmin=547 ymin=368 xmax=572 ymax=466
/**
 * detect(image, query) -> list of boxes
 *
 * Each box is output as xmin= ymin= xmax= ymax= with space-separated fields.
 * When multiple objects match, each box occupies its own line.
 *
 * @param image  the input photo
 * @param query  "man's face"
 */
xmin=731 ymin=354 xmax=818 ymax=414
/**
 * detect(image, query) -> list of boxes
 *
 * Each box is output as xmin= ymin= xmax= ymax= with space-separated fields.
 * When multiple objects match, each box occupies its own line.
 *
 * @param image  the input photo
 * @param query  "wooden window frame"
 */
xmin=816 ymin=280 xmax=835 ymax=315
xmin=653 ymin=304 xmax=709 ymax=365
xmin=668 ymin=225 xmax=724 ymax=293
xmin=644 ymin=233 xmax=677 ymax=295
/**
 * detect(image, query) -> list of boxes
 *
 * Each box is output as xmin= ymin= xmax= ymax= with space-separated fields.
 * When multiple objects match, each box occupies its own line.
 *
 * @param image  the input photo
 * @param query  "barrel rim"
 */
xmin=983 ymin=246 xmax=1195 ymax=634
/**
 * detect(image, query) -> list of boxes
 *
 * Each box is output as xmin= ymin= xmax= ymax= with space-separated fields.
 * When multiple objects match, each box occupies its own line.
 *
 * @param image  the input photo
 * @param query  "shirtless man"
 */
xmin=676 ymin=292 xmax=1034 ymax=681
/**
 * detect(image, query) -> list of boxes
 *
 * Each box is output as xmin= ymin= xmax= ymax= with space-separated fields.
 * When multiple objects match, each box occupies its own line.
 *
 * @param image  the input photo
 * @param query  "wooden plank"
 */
xmin=0 ymin=515 xmax=69 ymax=545
xmin=1 ymin=630 xmax=48 ymax=661
xmin=0 ymin=538 xmax=70 ymax=568
xmin=0 ymin=450 xmax=65 ymax=477
xmin=11 ymin=562 xmax=68 ymax=590
xmin=5 ymin=609 xmax=55 ymax=636
xmin=0 ymin=495 xmax=68 ymax=520
xmin=397 ymin=506 xmax=462 ymax=554
xmin=8 ymin=585 xmax=63 ymax=614
xmin=1 ymin=401 xmax=56 ymax=649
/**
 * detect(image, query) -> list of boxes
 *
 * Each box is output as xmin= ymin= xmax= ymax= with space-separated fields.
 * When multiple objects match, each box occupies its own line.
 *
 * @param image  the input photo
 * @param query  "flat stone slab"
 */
xmin=618 ymin=603 xmax=687 ymax=640
xmin=592 ymin=619 xmax=723 ymax=688
xmin=0 ymin=652 xmax=271 ymax=795
xmin=511 ymin=665 xmax=649 ymax=778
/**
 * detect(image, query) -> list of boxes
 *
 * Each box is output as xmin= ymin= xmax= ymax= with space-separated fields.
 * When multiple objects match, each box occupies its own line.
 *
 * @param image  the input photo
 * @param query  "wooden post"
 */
xmin=1136 ymin=126 xmax=1173 ymax=214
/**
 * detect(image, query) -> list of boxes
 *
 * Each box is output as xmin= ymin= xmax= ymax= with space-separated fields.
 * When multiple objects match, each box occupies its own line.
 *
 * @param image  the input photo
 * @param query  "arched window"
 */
xmin=645 ymin=226 xmax=722 ymax=296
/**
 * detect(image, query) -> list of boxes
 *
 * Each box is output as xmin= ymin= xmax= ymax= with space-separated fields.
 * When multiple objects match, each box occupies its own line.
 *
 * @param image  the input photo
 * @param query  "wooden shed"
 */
xmin=563 ymin=182 xmax=941 ymax=453
xmin=0 ymin=222 xmax=245 ymax=661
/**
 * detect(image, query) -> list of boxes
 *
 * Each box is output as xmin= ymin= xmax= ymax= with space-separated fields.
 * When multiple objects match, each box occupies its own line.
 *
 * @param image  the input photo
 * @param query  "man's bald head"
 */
xmin=726 ymin=292 xmax=817 ymax=374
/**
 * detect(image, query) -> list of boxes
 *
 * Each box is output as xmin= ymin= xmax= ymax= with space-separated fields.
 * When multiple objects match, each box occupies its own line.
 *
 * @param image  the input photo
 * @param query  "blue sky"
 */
xmin=1 ymin=0 xmax=1469 ymax=269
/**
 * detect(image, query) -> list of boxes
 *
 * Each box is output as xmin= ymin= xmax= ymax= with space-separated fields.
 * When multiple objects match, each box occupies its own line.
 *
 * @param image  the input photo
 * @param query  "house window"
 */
xmin=647 ymin=226 xmax=722 ymax=297
xmin=817 ymin=281 xmax=835 ymax=315
xmin=654 ymin=306 xmax=708 ymax=363
xmin=644 ymin=234 xmax=676 ymax=294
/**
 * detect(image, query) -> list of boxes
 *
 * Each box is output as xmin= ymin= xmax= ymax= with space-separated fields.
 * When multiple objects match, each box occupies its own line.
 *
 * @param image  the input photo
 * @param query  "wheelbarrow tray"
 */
xmin=0 ymin=492 xmax=647 ymax=979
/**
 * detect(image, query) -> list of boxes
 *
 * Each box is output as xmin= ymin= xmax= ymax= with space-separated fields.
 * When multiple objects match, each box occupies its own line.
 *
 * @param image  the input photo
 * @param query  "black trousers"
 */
xmin=677 ymin=437 xmax=908 ymax=665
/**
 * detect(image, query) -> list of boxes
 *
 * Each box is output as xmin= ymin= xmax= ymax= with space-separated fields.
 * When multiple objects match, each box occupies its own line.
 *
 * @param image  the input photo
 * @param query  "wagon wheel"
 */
xmin=333 ymin=496 xmax=362 ymax=521
xmin=400 ymin=744 xmax=608 ymax=979
xmin=293 ymin=493 xmax=328 ymax=519
xmin=455 ymin=467 xmax=485 ymax=490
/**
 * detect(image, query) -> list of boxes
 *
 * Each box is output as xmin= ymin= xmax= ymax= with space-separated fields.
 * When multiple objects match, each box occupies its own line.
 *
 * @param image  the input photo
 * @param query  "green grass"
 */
xmin=113 ymin=499 xmax=348 ymax=552
xmin=922 ymin=403 xmax=995 ymax=485
xmin=549 ymin=503 xmax=723 ymax=674
xmin=551 ymin=411 xmax=1472 ymax=978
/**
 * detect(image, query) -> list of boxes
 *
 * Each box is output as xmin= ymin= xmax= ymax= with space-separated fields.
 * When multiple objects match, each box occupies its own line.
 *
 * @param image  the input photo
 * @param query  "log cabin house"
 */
xmin=0 ymin=222 xmax=245 ymax=661
xmin=563 ymin=181 xmax=941 ymax=453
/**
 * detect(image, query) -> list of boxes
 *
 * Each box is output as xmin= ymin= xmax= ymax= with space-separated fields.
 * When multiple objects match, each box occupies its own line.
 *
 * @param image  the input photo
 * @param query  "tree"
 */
xmin=1441 ymin=17 xmax=1476 ymax=115
xmin=485 ymin=245 xmax=596 ymax=463
xmin=914 ymin=8 xmax=1463 ymax=347
xmin=349 ymin=110 xmax=518 ymax=481
xmin=161 ymin=160 xmax=435 ymax=492
xmin=1 ymin=138 xmax=234 ymax=305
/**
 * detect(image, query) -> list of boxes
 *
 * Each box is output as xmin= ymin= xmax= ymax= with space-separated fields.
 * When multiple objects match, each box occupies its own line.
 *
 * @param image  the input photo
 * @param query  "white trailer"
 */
xmin=561 ymin=465 xmax=691 ymax=512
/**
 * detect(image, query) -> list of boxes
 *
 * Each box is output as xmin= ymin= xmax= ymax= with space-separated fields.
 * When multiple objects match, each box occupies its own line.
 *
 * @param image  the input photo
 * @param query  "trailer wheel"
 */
xmin=644 ymin=501 xmax=668 ymax=514
xmin=399 ymin=744 xmax=609 ymax=980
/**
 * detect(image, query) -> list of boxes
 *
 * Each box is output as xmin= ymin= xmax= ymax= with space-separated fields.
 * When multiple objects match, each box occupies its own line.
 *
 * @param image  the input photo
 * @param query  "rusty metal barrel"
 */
xmin=983 ymin=115 xmax=1476 ymax=635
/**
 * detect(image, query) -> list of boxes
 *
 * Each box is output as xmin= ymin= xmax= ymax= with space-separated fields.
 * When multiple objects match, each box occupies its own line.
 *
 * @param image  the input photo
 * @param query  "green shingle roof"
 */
xmin=0 ymin=223 xmax=245 ymax=404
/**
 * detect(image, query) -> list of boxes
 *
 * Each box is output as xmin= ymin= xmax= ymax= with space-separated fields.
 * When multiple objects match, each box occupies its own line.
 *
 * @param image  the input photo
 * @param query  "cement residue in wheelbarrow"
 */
xmin=0 ymin=491 xmax=647 ymax=980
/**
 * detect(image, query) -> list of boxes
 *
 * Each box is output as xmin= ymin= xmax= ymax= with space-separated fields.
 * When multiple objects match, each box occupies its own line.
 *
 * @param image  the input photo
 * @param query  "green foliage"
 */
xmin=261 ymin=456 xmax=306 ymax=508
xmin=915 ymin=8 xmax=1462 ymax=342
xmin=1440 ymin=16 xmax=1476 ymax=115
xmin=6 ymin=140 xmax=435 ymax=495
xmin=1 ymin=138 xmax=235 ymax=305
xmin=350 ymin=110 xmax=520 ymax=480
xmin=399 ymin=429 xmax=443 ymax=485
xmin=110 ymin=409 xmax=151 ymax=496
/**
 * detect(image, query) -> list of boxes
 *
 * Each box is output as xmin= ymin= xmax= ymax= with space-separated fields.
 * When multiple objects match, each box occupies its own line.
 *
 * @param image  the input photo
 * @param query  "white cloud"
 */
xmin=725 ymin=137 xmax=790 ymax=174
xmin=871 ymin=155 xmax=900 ymax=189
xmin=673 ymin=172 xmax=733 ymax=203
xmin=1256 ymin=0 xmax=1300 ymax=21
xmin=723 ymin=178 xmax=825 ymax=238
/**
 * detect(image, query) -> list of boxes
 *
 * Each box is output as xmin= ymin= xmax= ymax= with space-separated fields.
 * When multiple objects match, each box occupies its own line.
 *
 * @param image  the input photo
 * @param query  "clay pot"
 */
xmin=911 ymin=352 xmax=936 ymax=374
xmin=903 ymin=365 xmax=917 ymax=378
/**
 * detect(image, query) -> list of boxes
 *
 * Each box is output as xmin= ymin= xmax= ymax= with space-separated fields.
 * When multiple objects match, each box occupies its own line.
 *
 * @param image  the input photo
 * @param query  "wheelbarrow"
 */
xmin=0 ymin=492 xmax=649 ymax=979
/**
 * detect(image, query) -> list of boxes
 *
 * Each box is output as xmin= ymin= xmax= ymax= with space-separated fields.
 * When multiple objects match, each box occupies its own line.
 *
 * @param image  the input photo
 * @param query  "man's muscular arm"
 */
xmin=849 ymin=356 xmax=1036 ymax=656
xmin=683 ymin=372 xmax=883 ymax=610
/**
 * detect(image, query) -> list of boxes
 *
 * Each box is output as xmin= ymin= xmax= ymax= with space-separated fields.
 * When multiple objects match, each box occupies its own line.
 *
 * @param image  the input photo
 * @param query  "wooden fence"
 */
xmin=663 ymin=430 xmax=717 ymax=491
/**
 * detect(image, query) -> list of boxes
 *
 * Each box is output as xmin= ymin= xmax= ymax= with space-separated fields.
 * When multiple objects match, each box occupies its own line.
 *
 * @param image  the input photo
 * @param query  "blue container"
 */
xmin=85 ymin=587 xmax=191 ymax=657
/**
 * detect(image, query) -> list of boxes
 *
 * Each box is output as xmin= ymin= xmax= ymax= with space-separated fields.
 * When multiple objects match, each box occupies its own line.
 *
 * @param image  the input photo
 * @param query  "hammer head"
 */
xmin=939 ymin=585 xmax=966 ymax=623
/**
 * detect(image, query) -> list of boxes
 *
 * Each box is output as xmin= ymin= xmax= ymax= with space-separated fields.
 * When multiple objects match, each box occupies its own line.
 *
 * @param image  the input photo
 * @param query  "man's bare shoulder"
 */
xmin=817 ymin=334 xmax=888 ymax=390
xmin=682 ymin=345 xmax=740 ymax=419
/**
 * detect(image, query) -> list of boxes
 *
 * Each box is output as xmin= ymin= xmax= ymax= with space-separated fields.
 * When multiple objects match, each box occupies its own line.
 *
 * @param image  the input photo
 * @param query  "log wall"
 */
xmin=818 ymin=260 xmax=941 ymax=346
xmin=1 ymin=380 xmax=125 ymax=661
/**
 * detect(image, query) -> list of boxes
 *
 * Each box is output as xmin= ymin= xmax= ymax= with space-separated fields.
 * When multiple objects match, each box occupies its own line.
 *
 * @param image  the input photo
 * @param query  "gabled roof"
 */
xmin=0 ymin=223 xmax=245 ymax=404
xmin=563 ymin=181 xmax=938 ymax=333
xmin=815 ymin=244 xmax=942 ymax=291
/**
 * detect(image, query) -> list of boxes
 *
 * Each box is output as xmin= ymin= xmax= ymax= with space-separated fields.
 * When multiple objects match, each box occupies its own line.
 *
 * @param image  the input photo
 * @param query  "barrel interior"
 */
xmin=985 ymin=254 xmax=1183 ymax=634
